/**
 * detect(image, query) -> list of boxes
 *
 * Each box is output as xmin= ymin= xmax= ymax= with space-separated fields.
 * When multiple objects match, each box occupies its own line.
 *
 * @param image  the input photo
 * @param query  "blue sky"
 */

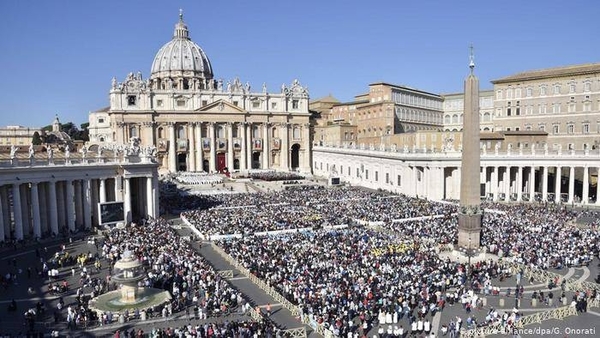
xmin=0 ymin=0 xmax=598 ymax=127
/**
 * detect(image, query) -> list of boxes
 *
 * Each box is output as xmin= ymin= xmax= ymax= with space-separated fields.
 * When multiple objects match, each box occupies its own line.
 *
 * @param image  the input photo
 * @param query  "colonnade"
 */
xmin=313 ymin=146 xmax=600 ymax=205
xmin=0 ymin=173 xmax=159 ymax=243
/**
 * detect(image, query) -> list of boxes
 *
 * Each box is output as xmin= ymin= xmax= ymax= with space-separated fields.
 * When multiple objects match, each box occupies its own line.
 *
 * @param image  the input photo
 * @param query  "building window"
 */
xmin=233 ymin=101 xmax=239 ymax=106
xmin=584 ymin=102 xmax=591 ymax=112
xmin=569 ymin=83 xmax=576 ymax=93
xmin=385 ymin=173 xmax=389 ymax=184
xmin=584 ymin=82 xmax=591 ymax=92
xmin=540 ymin=85 xmax=547 ymax=96
xmin=129 ymin=126 xmax=138 ymax=138
xmin=252 ymin=101 xmax=260 ymax=109
xmin=496 ymin=90 xmax=503 ymax=100
xmin=567 ymin=124 xmax=574 ymax=134
xmin=515 ymin=88 xmax=521 ymax=98
xmin=553 ymin=125 xmax=559 ymax=134
xmin=568 ymin=103 xmax=576 ymax=113
xmin=526 ymin=87 xmax=532 ymax=97
xmin=365 ymin=170 xmax=369 ymax=180
xmin=201 ymin=100 xmax=208 ymax=106
xmin=375 ymin=171 xmax=378 ymax=182
xmin=583 ymin=124 xmax=590 ymax=134
xmin=292 ymin=100 xmax=299 ymax=109
xmin=98 ymin=118 xmax=104 ymax=124
xmin=127 ymin=95 xmax=136 ymax=106
xmin=553 ymin=84 xmax=560 ymax=95
xmin=156 ymin=99 xmax=163 ymax=107
xmin=293 ymin=126 xmax=301 ymax=139
xmin=506 ymin=88 xmax=513 ymax=99
xmin=271 ymin=102 xmax=277 ymax=110
xmin=397 ymin=175 xmax=402 ymax=186
xmin=552 ymin=103 xmax=560 ymax=114
xmin=177 ymin=100 xmax=186 ymax=107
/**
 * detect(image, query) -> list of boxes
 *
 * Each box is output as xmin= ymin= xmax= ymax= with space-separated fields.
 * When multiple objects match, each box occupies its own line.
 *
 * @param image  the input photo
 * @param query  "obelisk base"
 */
xmin=457 ymin=212 xmax=482 ymax=249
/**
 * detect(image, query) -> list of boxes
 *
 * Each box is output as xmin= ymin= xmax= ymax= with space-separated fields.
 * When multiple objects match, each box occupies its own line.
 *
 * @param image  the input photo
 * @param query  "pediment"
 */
xmin=195 ymin=100 xmax=246 ymax=113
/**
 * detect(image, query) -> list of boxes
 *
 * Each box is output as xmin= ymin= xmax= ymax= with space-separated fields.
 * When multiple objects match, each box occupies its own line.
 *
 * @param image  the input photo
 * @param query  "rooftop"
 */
xmin=492 ymin=62 xmax=600 ymax=84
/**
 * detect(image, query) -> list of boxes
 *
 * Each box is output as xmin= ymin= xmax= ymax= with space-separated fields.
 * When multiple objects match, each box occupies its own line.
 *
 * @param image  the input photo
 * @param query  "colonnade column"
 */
xmin=0 ymin=190 xmax=4 ymax=242
xmin=568 ymin=166 xmax=575 ymax=203
xmin=1 ymin=187 xmax=10 ymax=240
xmin=13 ymin=183 xmax=23 ymax=240
xmin=144 ymin=121 xmax=155 ymax=146
xmin=246 ymin=123 xmax=253 ymax=170
xmin=48 ymin=181 xmax=59 ymax=235
xmin=99 ymin=179 xmax=107 ymax=203
xmin=124 ymin=178 xmax=132 ymax=223
xmin=491 ymin=166 xmax=498 ymax=201
xmin=582 ymin=166 xmax=589 ymax=204
xmin=503 ymin=167 xmax=510 ymax=201
xmin=281 ymin=123 xmax=289 ymax=171
xmin=529 ymin=166 xmax=536 ymax=198
xmin=542 ymin=166 xmax=548 ymax=202
xmin=20 ymin=184 xmax=30 ymax=237
xmin=83 ymin=179 xmax=91 ymax=230
xmin=168 ymin=122 xmax=177 ymax=172
xmin=262 ymin=122 xmax=270 ymax=169
xmin=555 ymin=166 xmax=562 ymax=203
xmin=517 ymin=166 xmax=523 ymax=201
xmin=240 ymin=122 xmax=247 ymax=171
xmin=74 ymin=181 xmax=83 ymax=228
xmin=188 ymin=123 xmax=196 ymax=172
xmin=31 ymin=183 xmax=41 ymax=239
xmin=66 ymin=180 xmax=75 ymax=232
xmin=209 ymin=122 xmax=216 ymax=172
xmin=153 ymin=175 xmax=159 ymax=219
xmin=146 ymin=176 xmax=154 ymax=218
xmin=596 ymin=167 xmax=600 ymax=206
xmin=194 ymin=122 xmax=203 ymax=172
xmin=227 ymin=122 xmax=234 ymax=170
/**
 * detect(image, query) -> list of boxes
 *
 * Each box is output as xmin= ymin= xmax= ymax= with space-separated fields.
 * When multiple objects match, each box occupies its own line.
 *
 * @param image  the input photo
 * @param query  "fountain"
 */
xmin=89 ymin=250 xmax=171 ymax=316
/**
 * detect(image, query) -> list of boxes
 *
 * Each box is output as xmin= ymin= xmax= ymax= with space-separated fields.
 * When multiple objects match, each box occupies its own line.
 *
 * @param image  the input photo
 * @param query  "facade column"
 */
xmin=146 ymin=176 xmax=154 ymax=218
xmin=262 ymin=122 xmax=270 ymax=169
xmin=114 ymin=177 xmax=121 ymax=201
xmin=491 ymin=166 xmax=499 ymax=201
xmin=227 ymin=122 xmax=234 ymax=170
xmin=209 ymin=122 xmax=216 ymax=172
xmin=246 ymin=123 xmax=253 ymax=170
xmin=83 ymin=179 xmax=92 ymax=229
xmin=99 ymin=179 xmax=107 ymax=203
xmin=66 ymin=180 xmax=75 ymax=232
xmin=302 ymin=123 xmax=311 ymax=172
xmin=0 ymin=188 xmax=5 ymax=242
xmin=56 ymin=182 xmax=65 ymax=232
xmin=582 ymin=166 xmax=589 ymax=204
xmin=281 ymin=123 xmax=290 ymax=171
xmin=195 ymin=122 xmax=203 ymax=172
xmin=13 ymin=184 xmax=23 ymax=240
xmin=124 ymin=178 xmax=132 ymax=223
xmin=188 ymin=123 xmax=196 ymax=172
xmin=517 ymin=166 xmax=523 ymax=201
xmin=555 ymin=166 xmax=562 ymax=203
xmin=143 ymin=121 xmax=155 ymax=146
xmin=568 ymin=166 xmax=575 ymax=203
xmin=31 ymin=183 xmax=41 ymax=239
xmin=48 ymin=181 xmax=59 ymax=235
xmin=240 ymin=122 xmax=247 ymax=171
xmin=542 ymin=166 xmax=548 ymax=202
xmin=168 ymin=122 xmax=177 ymax=172
xmin=74 ymin=180 xmax=83 ymax=229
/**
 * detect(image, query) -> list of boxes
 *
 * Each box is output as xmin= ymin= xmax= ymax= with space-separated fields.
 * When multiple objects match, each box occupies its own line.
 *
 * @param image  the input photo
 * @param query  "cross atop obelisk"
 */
xmin=457 ymin=45 xmax=482 ymax=250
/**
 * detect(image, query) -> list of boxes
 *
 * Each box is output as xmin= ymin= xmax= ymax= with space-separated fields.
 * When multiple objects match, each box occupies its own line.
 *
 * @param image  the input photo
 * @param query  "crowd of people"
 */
xmin=173 ymin=172 xmax=224 ymax=185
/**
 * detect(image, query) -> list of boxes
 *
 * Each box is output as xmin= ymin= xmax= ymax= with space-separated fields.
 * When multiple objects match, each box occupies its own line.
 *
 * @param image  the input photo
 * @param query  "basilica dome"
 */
xmin=150 ymin=12 xmax=213 ymax=81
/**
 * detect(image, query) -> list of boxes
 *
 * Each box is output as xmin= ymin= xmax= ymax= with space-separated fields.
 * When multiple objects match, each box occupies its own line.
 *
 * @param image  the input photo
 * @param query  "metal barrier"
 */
xmin=208 ymin=243 xmax=300 ymax=317
xmin=460 ymin=305 xmax=577 ymax=337
xmin=504 ymin=261 xmax=600 ymax=293
xmin=283 ymin=327 xmax=307 ymax=338
xmin=217 ymin=270 xmax=234 ymax=279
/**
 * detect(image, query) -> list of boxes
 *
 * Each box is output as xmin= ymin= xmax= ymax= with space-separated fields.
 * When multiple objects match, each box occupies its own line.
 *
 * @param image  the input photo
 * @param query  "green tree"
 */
xmin=31 ymin=131 xmax=42 ymax=145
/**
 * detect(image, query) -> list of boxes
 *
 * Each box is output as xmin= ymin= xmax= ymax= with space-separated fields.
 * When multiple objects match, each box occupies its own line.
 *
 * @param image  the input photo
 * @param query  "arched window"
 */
xmin=452 ymin=114 xmax=459 ymax=124
xmin=177 ymin=126 xmax=186 ymax=139
xmin=157 ymin=127 xmax=164 ymax=139
xmin=252 ymin=125 xmax=260 ymax=138
xmin=271 ymin=126 xmax=278 ymax=138
xmin=444 ymin=115 xmax=451 ymax=124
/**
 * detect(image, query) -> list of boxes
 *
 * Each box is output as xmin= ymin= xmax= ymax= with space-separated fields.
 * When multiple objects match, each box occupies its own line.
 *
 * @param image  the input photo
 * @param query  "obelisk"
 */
xmin=458 ymin=46 xmax=482 ymax=249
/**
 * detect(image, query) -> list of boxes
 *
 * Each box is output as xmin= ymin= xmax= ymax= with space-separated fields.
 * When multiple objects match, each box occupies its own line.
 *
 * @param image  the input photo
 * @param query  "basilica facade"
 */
xmin=88 ymin=12 xmax=312 ymax=174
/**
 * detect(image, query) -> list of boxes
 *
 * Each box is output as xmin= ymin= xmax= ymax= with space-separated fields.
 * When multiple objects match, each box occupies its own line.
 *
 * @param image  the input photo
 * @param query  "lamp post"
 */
xmin=467 ymin=237 xmax=472 ymax=289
